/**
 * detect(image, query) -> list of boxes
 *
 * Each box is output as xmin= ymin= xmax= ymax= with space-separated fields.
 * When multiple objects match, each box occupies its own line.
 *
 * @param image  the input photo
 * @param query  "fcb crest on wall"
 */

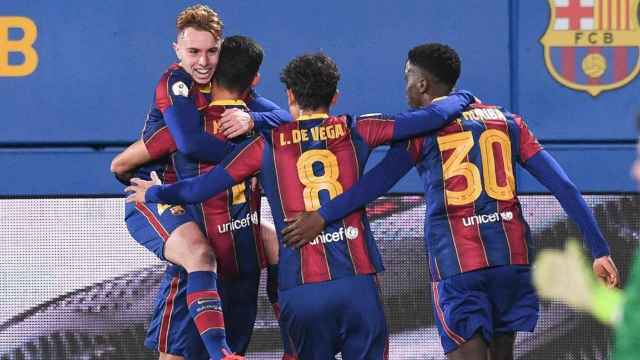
xmin=541 ymin=0 xmax=640 ymax=96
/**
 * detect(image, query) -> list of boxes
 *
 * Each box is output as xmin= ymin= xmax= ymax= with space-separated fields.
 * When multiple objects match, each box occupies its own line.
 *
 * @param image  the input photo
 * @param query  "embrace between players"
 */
xmin=114 ymin=4 xmax=620 ymax=360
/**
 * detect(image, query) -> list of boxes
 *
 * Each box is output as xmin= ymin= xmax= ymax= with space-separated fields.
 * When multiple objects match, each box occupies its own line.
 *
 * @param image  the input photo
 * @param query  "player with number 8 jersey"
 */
xmin=127 ymin=53 xmax=473 ymax=358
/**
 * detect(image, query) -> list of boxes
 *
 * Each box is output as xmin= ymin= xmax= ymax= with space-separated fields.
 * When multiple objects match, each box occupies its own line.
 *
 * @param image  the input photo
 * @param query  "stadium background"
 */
xmin=1 ymin=0 xmax=639 ymax=359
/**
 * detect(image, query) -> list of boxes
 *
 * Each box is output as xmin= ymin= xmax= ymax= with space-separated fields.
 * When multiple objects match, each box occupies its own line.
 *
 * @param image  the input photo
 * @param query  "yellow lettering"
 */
xmin=0 ymin=17 xmax=38 ymax=77
xmin=334 ymin=124 xmax=345 ymax=138
xmin=319 ymin=126 xmax=327 ymax=141
xmin=301 ymin=129 xmax=309 ymax=142
xmin=292 ymin=130 xmax=302 ymax=143
xmin=279 ymin=133 xmax=288 ymax=146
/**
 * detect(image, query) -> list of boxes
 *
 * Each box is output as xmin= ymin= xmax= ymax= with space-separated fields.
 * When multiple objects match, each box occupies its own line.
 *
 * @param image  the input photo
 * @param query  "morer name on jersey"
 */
xmin=279 ymin=123 xmax=346 ymax=146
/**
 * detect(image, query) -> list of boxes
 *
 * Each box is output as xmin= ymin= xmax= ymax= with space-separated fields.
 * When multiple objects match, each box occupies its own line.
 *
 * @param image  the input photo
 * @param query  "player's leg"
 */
xmin=487 ymin=265 xmax=539 ymax=360
xmin=487 ymin=333 xmax=515 ymax=360
xmin=145 ymin=266 xmax=209 ymax=360
xmin=279 ymin=280 xmax=340 ymax=359
xmin=218 ymin=271 xmax=260 ymax=354
xmin=339 ymin=275 xmax=388 ymax=360
xmin=430 ymin=272 xmax=494 ymax=359
xmin=125 ymin=202 xmax=232 ymax=359
xmin=446 ymin=334 xmax=488 ymax=360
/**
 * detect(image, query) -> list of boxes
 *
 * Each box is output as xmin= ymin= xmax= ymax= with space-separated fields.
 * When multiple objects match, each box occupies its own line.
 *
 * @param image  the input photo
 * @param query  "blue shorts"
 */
xmin=431 ymin=265 xmax=539 ymax=354
xmin=279 ymin=274 xmax=388 ymax=360
xmin=124 ymin=201 xmax=196 ymax=261
xmin=144 ymin=265 xmax=261 ymax=357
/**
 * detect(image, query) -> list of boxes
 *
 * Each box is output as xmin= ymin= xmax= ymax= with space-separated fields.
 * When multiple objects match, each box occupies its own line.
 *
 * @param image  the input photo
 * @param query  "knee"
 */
xmin=188 ymin=241 xmax=216 ymax=269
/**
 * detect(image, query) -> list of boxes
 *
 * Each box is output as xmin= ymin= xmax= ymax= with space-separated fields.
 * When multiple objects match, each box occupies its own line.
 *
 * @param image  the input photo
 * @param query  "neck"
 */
xmin=212 ymin=82 xmax=243 ymax=101
xmin=297 ymin=106 xmax=330 ymax=119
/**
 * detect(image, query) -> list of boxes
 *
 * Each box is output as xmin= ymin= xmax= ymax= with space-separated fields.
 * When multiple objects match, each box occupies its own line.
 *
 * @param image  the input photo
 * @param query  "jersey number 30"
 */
xmin=296 ymin=149 xmax=344 ymax=211
xmin=437 ymin=130 xmax=515 ymax=206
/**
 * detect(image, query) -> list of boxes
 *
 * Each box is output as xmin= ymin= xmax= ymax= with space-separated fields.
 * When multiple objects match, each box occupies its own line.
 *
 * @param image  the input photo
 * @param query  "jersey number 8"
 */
xmin=296 ymin=149 xmax=344 ymax=211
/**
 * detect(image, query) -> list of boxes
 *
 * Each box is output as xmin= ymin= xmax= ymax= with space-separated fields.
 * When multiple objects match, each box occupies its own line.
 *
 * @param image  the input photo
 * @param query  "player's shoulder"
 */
xmin=156 ymin=63 xmax=194 ymax=94
xmin=462 ymin=102 xmax=525 ymax=125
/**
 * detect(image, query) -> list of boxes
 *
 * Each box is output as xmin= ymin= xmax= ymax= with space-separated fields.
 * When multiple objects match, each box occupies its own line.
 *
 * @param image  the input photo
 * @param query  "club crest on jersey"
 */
xmin=171 ymin=81 xmax=189 ymax=97
xmin=157 ymin=204 xmax=185 ymax=216
xmin=540 ymin=0 xmax=640 ymax=96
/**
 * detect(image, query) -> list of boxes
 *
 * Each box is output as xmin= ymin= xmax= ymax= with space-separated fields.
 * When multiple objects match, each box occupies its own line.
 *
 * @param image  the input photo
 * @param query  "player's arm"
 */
xmin=126 ymin=137 xmax=264 ymax=205
xmin=160 ymin=71 xmax=235 ymax=163
xmin=357 ymin=90 xmax=474 ymax=147
xmin=110 ymin=140 xmax=152 ymax=185
xmin=219 ymin=92 xmax=293 ymax=138
xmin=283 ymin=141 xmax=415 ymax=248
xmin=517 ymin=118 xmax=619 ymax=286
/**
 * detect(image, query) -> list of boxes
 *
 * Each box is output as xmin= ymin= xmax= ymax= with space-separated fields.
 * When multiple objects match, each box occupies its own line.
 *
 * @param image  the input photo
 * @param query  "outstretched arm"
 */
xmin=524 ymin=150 xmax=619 ymax=286
xmin=282 ymin=142 xmax=415 ymax=247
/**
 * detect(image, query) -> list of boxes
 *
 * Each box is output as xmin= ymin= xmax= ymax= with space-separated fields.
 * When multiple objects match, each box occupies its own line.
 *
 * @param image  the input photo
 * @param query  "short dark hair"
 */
xmin=408 ymin=43 xmax=461 ymax=90
xmin=280 ymin=53 xmax=340 ymax=110
xmin=213 ymin=35 xmax=263 ymax=94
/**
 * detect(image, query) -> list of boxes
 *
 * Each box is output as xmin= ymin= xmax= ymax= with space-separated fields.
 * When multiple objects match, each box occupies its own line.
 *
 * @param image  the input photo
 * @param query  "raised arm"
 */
xmin=282 ymin=141 xmax=416 ymax=247
xmin=523 ymin=150 xmax=619 ymax=286
xmin=126 ymin=136 xmax=265 ymax=205
xmin=356 ymin=90 xmax=474 ymax=148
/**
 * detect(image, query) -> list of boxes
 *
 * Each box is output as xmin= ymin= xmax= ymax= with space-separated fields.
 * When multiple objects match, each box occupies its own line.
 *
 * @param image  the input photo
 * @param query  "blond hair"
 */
xmin=176 ymin=4 xmax=223 ymax=41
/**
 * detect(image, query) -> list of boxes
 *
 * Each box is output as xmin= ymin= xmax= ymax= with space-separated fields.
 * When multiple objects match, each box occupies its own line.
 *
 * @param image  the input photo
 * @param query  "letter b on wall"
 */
xmin=0 ymin=17 xmax=38 ymax=77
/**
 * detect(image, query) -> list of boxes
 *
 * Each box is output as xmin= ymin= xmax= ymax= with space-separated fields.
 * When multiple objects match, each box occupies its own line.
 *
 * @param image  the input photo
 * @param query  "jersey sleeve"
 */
xmin=318 ymin=140 xmax=416 ymax=223
xmin=156 ymin=67 xmax=233 ymax=163
xmin=514 ymin=116 xmax=543 ymax=163
xmin=355 ymin=90 xmax=474 ymax=148
xmin=523 ymin=150 xmax=610 ymax=258
xmin=146 ymin=136 xmax=265 ymax=205
xmin=246 ymin=92 xmax=293 ymax=129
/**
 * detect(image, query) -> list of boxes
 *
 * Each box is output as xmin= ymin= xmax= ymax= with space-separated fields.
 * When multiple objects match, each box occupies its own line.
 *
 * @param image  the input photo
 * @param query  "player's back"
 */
xmin=257 ymin=114 xmax=384 ymax=290
xmin=415 ymin=103 xmax=542 ymax=281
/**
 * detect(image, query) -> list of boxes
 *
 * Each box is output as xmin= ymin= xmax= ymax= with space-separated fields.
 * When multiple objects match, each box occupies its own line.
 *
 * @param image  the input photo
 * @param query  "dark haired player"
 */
xmin=124 ymin=52 xmax=473 ymax=358
xmin=282 ymin=43 xmax=619 ymax=360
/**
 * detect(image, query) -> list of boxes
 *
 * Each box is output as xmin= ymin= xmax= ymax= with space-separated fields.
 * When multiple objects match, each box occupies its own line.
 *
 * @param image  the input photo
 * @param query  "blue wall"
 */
xmin=2 ymin=0 xmax=638 ymax=194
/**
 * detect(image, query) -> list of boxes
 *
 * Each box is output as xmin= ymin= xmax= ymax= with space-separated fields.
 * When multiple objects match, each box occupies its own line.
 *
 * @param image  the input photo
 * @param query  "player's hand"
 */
xmin=124 ymin=171 xmax=161 ymax=203
xmin=282 ymin=211 xmax=326 ymax=248
xmin=593 ymin=255 xmax=619 ymax=288
xmin=220 ymin=108 xmax=254 ymax=138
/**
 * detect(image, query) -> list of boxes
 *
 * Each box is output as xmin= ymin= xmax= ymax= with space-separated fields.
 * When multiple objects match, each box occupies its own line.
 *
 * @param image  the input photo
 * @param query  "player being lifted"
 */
xmin=281 ymin=43 xmax=620 ymax=360
xmin=124 ymin=52 xmax=475 ymax=358
xmin=111 ymin=5 xmax=290 ymax=360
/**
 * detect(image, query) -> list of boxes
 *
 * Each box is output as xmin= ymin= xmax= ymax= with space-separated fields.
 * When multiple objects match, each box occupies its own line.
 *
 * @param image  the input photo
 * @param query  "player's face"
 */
xmin=404 ymin=61 xmax=425 ymax=108
xmin=174 ymin=27 xmax=221 ymax=84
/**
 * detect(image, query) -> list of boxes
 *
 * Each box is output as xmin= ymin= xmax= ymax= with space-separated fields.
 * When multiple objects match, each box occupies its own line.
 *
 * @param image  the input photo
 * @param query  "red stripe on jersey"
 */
xmin=438 ymin=123 xmax=489 ymax=273
xmin=187 ymin=290 xmax=220 ymax=307
xmin=145 ymin=127 xmax=177 ymax=160
xmin=327 ymin=122 xmax=375 ymax=274
xmin=163 ymin=161 xmax=177 ymax=184
xmin=155 ymin=66 xmax=179 ymax=113
xmin=483 ymin=120 xmax=528 ymax=265
xmin=272 ymin=125 xmax=307 ymax=219
xmin=562 ymin=48 xmax=576 ymax=82
xmin=225 ymin=137 xmax=264 ymax=182
xmin=158 ymin=275 xmax=180 ymax=352
xmin=201 ymin=192 xmax=239 ymax=277
xmin=406 ymin=136 xmax=426 ymax=163
xmin=514 ymin=117 xmax=542 ymax=163
xmin=134 ymin=203 xmax=170 ymax=241
xmin=614 ymin=47 xmax=628 ymax=81
xmin=355 ymin=117 xmax=395 ymax=148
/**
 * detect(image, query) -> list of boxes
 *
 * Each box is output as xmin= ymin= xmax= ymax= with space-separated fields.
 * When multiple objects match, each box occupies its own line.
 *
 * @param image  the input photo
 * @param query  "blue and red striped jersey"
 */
xmin=407 ymin=103 xmax=543 ymax=281
xmin=172 ymin=99 xmax=265 ymax=277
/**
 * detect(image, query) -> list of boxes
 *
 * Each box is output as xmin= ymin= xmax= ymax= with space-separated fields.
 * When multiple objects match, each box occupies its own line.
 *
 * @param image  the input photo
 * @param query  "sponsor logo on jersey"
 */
xmin=541 ymin=0 xmax=640 ymax=96
xmin=309 ymin=226 xmax=359 ymax=245
xmin=216 ymin=211 xmax=259 ymax=234
xmin=462 ymin=211 xmax=513 ymax=227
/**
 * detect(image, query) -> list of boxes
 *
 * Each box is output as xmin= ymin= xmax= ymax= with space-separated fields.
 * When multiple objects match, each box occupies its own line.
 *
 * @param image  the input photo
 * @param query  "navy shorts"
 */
xmin=124 ymin=202 xmax=195 ymax=261
xmin=144 ymin=265 xmax=261 ymax=357
xmin=431 ymin=265 xmax=539 ymax=354
xmin=279 ymin=274 xmax=388 ymax=359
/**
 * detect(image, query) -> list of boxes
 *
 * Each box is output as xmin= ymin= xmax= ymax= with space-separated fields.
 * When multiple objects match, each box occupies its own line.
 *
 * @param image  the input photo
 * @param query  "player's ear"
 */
xmin=286 ymin=89 xmax=297 ymax=107
xmin=330 ymin=90 xmax=339 ymax=107
xmin=251 ymin=72 xmax=261 ymax=88
xmin=172 ymin=42 xmax=181 ymax=62
xmin=419 ymin=76 xmax=429 ymax=95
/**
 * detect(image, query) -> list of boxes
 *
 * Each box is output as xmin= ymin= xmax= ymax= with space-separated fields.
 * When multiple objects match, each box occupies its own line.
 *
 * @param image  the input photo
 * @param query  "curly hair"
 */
xmin=176 ymin=4 xmax=223 ymax=41
xmin=280 ymin=53 xmax=340 ymax=110
xmin=408 ymin=43 xmax=460 ymax=89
